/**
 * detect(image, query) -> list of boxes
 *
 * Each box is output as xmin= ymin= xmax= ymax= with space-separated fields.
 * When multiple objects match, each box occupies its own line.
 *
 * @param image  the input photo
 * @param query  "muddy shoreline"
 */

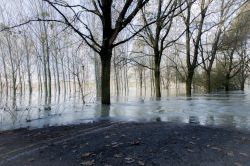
xmin=0 ymin=121 xmax=250 ymax=166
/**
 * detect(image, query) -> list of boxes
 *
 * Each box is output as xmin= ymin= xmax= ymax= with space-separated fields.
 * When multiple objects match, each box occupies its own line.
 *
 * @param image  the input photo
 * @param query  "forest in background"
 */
xmin=0 ymin=0 xmax=249 ymax=105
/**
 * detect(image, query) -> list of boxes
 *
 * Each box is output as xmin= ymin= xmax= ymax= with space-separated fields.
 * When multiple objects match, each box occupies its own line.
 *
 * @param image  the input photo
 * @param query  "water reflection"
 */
xmin=0 ymin=88 xmax=250 ymax=131
xmin=189 ymin=116 xmax=200 ymax=125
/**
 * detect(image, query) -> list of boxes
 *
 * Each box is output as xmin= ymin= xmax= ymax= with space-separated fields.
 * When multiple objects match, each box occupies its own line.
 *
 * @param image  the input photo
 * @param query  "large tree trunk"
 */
xmin=154 ymin=67 xmax=161 ymax=99
xmin=100 ymin=49 xmax=112 ymax=105
xmin=205 ymin=71 xmax=211 ymax=93
xmin=186 ymin=78 xmax=192 ymax=97
xmin=186 ymin=70 xmax=194 ymax=97
xmin=240 ymin=81 xmax=245 ymax=91
xmin=153 ymin=44 xmax=161 ymax=99
xmin=225 ymin=74 xmax=230 ymax=91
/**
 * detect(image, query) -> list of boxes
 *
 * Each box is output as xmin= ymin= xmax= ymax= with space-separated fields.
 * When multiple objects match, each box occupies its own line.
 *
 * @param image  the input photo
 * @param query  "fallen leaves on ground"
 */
xmin=124 ymin=157 xmax=135 ymax=164
xmin=109 ymin=142 xmax=123 ymax=148
xmin=79 ymin=143 xmax=88 ymax=148
xmin=80 ymin=152 xmax=96 ymax=159
xmin=130 ymin=140 xmax=141 ymax=146
xmin=138 ymin=160 xmax=145 ymax=166
xmin=80 ymin=160 xmax=95 ymax=166
xmin=234 ymin=162 xmax=242 ymax=166
xmin=210 ymin=146 xmax=222 ymax=151
xmin=113 ymin=153 xmax=123 ymax=158
xmin=239 ymin=152 xmax=248 ymax=157
xmin=227 ymin=151 xmax=234 ymax=157
xmin=189 ymin=141 xmax=196 ymax=145
xmin=187 ymin=149 xmax=194 ymax=153
xmin=28 ymin=158 xmax=34 ymax=162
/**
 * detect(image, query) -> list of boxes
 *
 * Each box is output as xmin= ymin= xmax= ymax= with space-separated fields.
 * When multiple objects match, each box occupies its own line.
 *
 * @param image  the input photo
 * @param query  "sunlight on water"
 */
xmin=0 ymin=86 xmax=250 ymax=131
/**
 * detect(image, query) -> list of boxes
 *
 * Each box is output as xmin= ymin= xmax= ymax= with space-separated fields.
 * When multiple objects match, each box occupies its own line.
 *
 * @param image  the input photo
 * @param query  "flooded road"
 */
xmin=0 ymin=87 xmax=250 ymax=131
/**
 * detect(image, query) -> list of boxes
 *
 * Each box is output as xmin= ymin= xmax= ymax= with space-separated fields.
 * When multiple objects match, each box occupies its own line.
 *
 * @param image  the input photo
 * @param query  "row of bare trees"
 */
xmin=0 ymin=0 xmax=249 ymax=105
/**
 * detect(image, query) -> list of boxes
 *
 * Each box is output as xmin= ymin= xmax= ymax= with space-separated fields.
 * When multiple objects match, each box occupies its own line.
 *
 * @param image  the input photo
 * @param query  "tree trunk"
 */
xmin=205 ymin=71 xmax=211 ymax=93
xmin=0 ymin=73 xmax=3 ymax=93
xmin=186 ymin=72 xmax=193 ymax=97
xmin=154 ymin=67 xmax=161 ymax=99
xmin=225 ymin=74 xmax=230 ymax=91
xmin=139 ymin=69 xmax=143 ymax=97
xmin=27 ymin=67 xmax=32 ymax=94
xmin=100 ymin=49 xmax=112 ymax=105
xmin=61 ymin=58 xmax=66 ymax=94
xmin=67 ymin=56 xmax=72 ymax=94
xmin=154 ymin=48 xmax=161 ymax=99
xmin=55 ymin=58 xmax=60 ymax=94
xmin=47 ymin=54 xmax=52 ymax=98
xmin=114 ymin=61 xmax=120 ymax=96
xmin=240 ymin=82 xmax=245 ymax=91
xmin=42 ymin=42 xmax=48 ymax=98
xmin=94 ymin=52 xmax=101 ymax=99
xmin=2 ymin=56 xmax=9 ymax=95
xmin=24 ymin=35 xmax=32 ymax=94
xmin=76 ymin=73 xmax=85 ymax=104
xmin=18 ymin=66 xmax=23 ymax=95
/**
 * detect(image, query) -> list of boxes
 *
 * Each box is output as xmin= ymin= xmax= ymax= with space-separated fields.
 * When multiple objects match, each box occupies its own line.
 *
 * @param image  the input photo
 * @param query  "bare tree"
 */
xmin=180 ymin=0 xmax=211 ymax=96
xmin=140 ymin=0 xmax=182 ymax=99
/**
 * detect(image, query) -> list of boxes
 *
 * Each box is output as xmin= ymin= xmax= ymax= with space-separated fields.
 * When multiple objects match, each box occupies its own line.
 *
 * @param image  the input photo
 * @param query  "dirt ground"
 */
xmin=0 ymin=121 xmax=250 ymax=166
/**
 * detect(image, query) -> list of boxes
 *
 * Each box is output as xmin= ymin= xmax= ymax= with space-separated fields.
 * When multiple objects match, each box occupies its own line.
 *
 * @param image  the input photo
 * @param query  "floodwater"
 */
xmin=0 ymin=86 xmax=250 ymax=131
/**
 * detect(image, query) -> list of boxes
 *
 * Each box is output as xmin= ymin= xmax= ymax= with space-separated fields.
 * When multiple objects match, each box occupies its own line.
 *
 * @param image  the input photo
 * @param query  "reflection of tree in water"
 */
xmin=100 ymin=105 xmax=110 ymax=119
xmin=44 ymin=96 xmax=52 ymax=111
xmin=3 ymin=96 xmax=18 ymax=126
xmin=219 ymin=114 xmax=235 ymax=128
xmin=205 ymin=115 xmax=215 ymax=126
xmin=25 ymin=94 xmax=32 ymax=122
xmin=167 ymin=116 xmax=184 ymax=123
xmin=189 ymin=116 xmax=200 ymax=125
xmin=93 ymin=104 xmax=111 ymax=120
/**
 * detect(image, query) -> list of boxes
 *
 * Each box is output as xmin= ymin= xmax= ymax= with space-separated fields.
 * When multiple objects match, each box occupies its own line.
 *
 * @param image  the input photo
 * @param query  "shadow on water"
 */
xmin=0 ymin=88 xmax=250 ymax=131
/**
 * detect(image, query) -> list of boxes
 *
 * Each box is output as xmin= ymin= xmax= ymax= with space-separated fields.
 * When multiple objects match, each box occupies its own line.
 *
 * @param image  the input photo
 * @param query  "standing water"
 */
xmin=0 ymin=86 xmax=250 ymax=131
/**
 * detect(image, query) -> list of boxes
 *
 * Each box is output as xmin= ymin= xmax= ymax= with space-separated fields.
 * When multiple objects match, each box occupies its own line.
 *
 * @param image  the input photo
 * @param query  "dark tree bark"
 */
xmin=225 ymin=74 xmax=230 ymax=91
xmin=205 ymin=71 xmax=211 ymax=93
xmin=100 ymin=49 xmax=112 ymax=104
